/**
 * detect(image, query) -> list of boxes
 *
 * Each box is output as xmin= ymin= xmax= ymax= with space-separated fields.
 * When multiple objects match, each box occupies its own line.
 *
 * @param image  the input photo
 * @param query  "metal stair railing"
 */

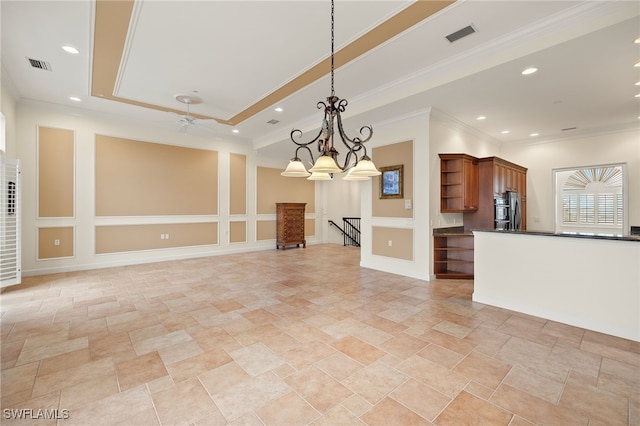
xmin=328 ymin=217 xmax=361 ymax=247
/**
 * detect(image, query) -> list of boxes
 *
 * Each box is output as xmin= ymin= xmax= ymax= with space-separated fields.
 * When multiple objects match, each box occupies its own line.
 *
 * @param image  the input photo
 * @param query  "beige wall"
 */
xmin=256 ymin=167 xmax=315 ymax=214
xmin=372 ymin=227 xmax=413 ymax=260
xmin=96 ymin=222 xmax=217 ymax=254
xmin=229 ymin=221 xmax=247 ymax=243
xmin=95 ymin=135 xmax=218 ymax=216
xmin=230 ymin=153 xmax=247 ymax=215
xmin=38 ymin=227 xmax=74 ymax=259
xmin=39 ymin=127 xmax=74 ymax=218
xmin=372 ymin=141 xmax=413 ymax=218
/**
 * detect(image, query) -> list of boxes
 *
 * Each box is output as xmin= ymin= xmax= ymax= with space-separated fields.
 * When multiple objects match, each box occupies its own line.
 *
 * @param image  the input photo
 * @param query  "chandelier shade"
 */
xmin=282 ymin=0 xmax=379 ymax=180
xmin=348 ymin=156 xmax=382 ymax=177
xmin=281 ymin=158 xmax=311 ymax=177
xmin=343 ymin=167 xmax=370 ymax=181
xmin=308 ymin=155 xmax=341 ymax=174
xmin=307 ymin=172 xmax=333 ymax=181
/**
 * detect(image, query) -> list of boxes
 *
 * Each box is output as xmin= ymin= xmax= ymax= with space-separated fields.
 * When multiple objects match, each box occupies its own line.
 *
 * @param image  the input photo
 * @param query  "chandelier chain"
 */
xmin=331 ymin=0 xmax=335 ymax=97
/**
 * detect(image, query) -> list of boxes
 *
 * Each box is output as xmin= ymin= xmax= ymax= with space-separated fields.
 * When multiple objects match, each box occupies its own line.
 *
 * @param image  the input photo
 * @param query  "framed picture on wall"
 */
xmin=379 ymin=165 xmax=403 ymax=199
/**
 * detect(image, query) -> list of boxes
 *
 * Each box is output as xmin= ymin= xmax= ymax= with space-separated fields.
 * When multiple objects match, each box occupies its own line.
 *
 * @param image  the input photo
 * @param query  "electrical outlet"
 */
xmin=388 ymin=240 xmax=392 ymax=247
xmin=160 ymin=234 xmax=165 ymax=240
xmin=166 ymin=233 xmax=169 ymax=240
xmin=404 ymin=199 xmax=412 ymax=209
xmin=54 ymin=239 xmax=60 ymax=246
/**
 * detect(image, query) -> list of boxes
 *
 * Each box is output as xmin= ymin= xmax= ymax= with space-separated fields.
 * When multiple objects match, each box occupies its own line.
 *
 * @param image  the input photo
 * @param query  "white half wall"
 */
xmin=473 ymin=230 xmax=640 ymax=342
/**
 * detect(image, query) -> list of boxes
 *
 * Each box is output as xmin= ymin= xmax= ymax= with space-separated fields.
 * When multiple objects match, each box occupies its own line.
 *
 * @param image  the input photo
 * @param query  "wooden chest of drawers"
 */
xmin=276 ymin=203 xmax=306 ymax=250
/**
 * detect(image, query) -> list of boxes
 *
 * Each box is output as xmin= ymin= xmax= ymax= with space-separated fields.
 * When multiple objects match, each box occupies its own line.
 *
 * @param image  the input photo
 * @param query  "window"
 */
xmin=555 ymin=165 xmax=625 ymax=235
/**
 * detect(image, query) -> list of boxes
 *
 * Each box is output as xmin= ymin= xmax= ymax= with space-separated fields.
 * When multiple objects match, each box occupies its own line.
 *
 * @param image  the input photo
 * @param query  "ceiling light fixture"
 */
xmin=635 ymin=37 xmax=640 ymax=44
xmin=529 ymin=133 xmax=539 ymax=137
xmin=69 ymin=96 xmax=81 ymax=102
xmin=282 ymin=0 xmax=379 ymax=180
xmin=476 ymin=115 xmax=486 ymax=120
xmin=62 ymin=45 xmax=79 ymax=54
xmin=232 ymin=129 xmax=239 ymax=133
xmin=521 ymin=67 xmax=538 ymax=75
xmin=635 ymin=62 xmax=640 ymax=67
xmin=501 ymin=130 xmax=510 ymax=134
xmin=274 ymin=107 xmax=283 ymax=112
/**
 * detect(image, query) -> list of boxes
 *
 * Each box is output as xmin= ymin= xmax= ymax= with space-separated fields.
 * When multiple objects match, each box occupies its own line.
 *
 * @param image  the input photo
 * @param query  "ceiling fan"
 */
xmin=174 ymin=94 xmax=218 ymax=133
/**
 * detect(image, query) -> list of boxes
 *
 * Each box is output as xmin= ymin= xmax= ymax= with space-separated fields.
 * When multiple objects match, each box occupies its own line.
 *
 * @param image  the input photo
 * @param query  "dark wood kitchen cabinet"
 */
xmin=433 ymin=233 xmax=474 ymax=279
xmin=439 ymin=154 xmax=479 ymax=213
xmin=276 ymin=203 xmax=306 ymax=250
xmin=464 ymin=157 xmax=527 ymax=231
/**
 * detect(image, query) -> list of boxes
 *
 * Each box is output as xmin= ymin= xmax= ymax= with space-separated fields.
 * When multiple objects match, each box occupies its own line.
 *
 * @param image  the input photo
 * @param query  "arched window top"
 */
xmin=564 ymin=166 xmax=622 ymax=190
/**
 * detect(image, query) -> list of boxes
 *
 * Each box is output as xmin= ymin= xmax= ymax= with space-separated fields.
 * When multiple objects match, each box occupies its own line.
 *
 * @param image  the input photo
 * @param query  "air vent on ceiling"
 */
xmin=27 ymin=58 xmax=52 ymax=71
xmin=267 ymin=119 xmax=280 ymax=125
xmin=445 ymin=25 xmax=476 ymax=43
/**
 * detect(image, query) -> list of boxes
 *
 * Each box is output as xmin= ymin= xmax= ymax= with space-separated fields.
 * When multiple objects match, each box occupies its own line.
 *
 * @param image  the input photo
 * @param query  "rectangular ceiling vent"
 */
xmin=27 ymin=58 xmax=52 ymax=71
xmin=267 ymin=119 xmax=280 ymax=125
xmin=445 ymin=25 xmax=476 ymax=43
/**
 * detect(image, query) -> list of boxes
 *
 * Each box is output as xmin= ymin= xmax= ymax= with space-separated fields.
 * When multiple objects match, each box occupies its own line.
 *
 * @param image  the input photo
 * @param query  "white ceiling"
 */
xmin=2 ymin=0 xmax=639 ymax=160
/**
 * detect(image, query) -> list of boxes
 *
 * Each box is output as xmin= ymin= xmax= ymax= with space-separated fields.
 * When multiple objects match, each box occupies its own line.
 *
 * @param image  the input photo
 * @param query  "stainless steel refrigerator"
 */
xmin=495 ymin=191 xmax=522 ymax=230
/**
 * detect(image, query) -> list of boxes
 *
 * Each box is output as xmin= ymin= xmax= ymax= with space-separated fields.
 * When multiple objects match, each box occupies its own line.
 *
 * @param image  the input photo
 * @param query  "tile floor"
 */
xmin=1 ymin=245 xmax=638 ymax=425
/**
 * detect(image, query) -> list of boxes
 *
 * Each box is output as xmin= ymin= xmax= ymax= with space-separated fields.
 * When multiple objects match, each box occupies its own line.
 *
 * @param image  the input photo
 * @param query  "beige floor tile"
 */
xmin=115 ymin=351 xmax=168 ymax=391
xmin=332 ymin=336 xmax=386 ymax=366
xmin=282 ymin=340 xmax=336 ymax=370
xmin=32 ymin=357 xmax=115 ymax=397
xmin=379 ymin=332 xmax=427 ymax=360
xmin=558 ymin=380 xmax=629 ymax=424
xmin=503 ymin=365 xmax=564 ymax=403
xmin=37 ymin=348 xmax=91 ymax=376
xmin=63 ymin=386 xmax=157 ymax=426
xmin=397 ymin=354 xmax=468 ymax=399
xmin=285 ymin=366 xmax=353 ymax=412
xmin=1 ymin=362 xmax=39 ymax=400
xmin=59 ymin=374 xmax=119 ymax=410
xmin=453 ymin=350 xmax=512 ymax=390
xmin=361 ymin=397 xmax=432 ymax=425
xmin=198 ymin=361 xmax=250 ymax=396
xmin=256 ymin=390 xmax=321 ymax=425
xmin=389 ymin=378 xmax=451 ymax=422
xmin=166 ymin=347 xmax=232 ymax=383
xmin=314 ymin=351 xmax=364 ymax=381
xmin=157 ymin=339 xmax=203 ymax=365
xmin=211 ymin=372 xmax=291 ymax=421
xmin=419 ymin=329 xmax=476 ymax=355
xmin=435 ymin=391 xmax=512 ymax=425
xmin=17 ymin=336 xmax=88 ymax=366
xmin=311 ymin=404 xmax=365 ymax=425
xmin=342 ymin=361 xmax=408 ymax=404
xmin=152 ymin=377 xmax=226 ymax=425
xmin=229 ymin=342 xmax=286 ymax=376
xmin=132 ymin=329 xmax=193 ymax=355
xmin=416 ymin=343 xmax=464 ymax=369
xmin=341 ymin=394 xmax=372 ymax=417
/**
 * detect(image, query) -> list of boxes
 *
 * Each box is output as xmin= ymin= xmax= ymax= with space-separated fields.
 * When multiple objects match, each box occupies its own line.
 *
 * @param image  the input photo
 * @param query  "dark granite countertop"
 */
xmin=433 ymin=226 xmax=474 ymax=237
xmin=472 ymin=229 xmax=640 ymax=242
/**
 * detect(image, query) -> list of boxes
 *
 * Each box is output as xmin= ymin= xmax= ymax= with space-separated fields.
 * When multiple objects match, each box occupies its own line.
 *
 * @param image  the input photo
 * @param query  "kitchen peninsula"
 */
xmin=473 ymin=230 xmax=640 ymax=342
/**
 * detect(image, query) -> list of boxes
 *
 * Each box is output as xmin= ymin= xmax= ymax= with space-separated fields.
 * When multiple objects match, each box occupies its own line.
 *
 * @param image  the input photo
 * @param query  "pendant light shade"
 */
xmin=281 ymin=159 xmax=311 ymax=177
xmin=342 ymin=167 xmax=370 ymax=181
xmin=307 ymin=172 xmax=332 ymax=181
xmin=308 ymin=155 xmax=341 ymax=174
xmin=348 ymin=156 xmax=381 ymax=176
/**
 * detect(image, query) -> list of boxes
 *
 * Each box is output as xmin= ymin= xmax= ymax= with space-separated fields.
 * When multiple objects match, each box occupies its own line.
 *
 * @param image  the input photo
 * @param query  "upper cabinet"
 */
xmin=439 ymin=154 xmax=479 ymax=213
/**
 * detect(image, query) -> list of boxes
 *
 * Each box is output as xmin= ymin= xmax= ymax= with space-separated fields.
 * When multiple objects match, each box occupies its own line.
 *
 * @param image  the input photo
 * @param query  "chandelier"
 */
xmin=281 ymin=0 xmax=380 ymax=181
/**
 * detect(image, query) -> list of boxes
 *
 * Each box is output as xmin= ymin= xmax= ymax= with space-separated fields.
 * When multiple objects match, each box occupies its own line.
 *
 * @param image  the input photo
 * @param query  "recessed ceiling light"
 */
xmin=635 ymin=37 xmax=640 ymax=44
xmin=501 ymin=130 xmax=510 ymax=134
xmin=529 ymin=133 xmax=539 ymax=137
xmin=636 ymin=82 xmax=640 ymax=86
xmin=62 ymin=45 xmax=79 ymax=54
xmin=635 ymin=94 xmax=640 ymax=98
xmin=521 ymin=67 xmax=538 ymax=75
xmin=69 ymin=96 xmax=81 ymax=102
xmin=635 ymin=62 xmax=640 ymax=67
xmin=274 ymin=107 xmax=283 ymax=112
xmin=476 ymin=115 xmax=486 ymax=120
xmin=232 ymin=129 xmax=239 ymax=133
